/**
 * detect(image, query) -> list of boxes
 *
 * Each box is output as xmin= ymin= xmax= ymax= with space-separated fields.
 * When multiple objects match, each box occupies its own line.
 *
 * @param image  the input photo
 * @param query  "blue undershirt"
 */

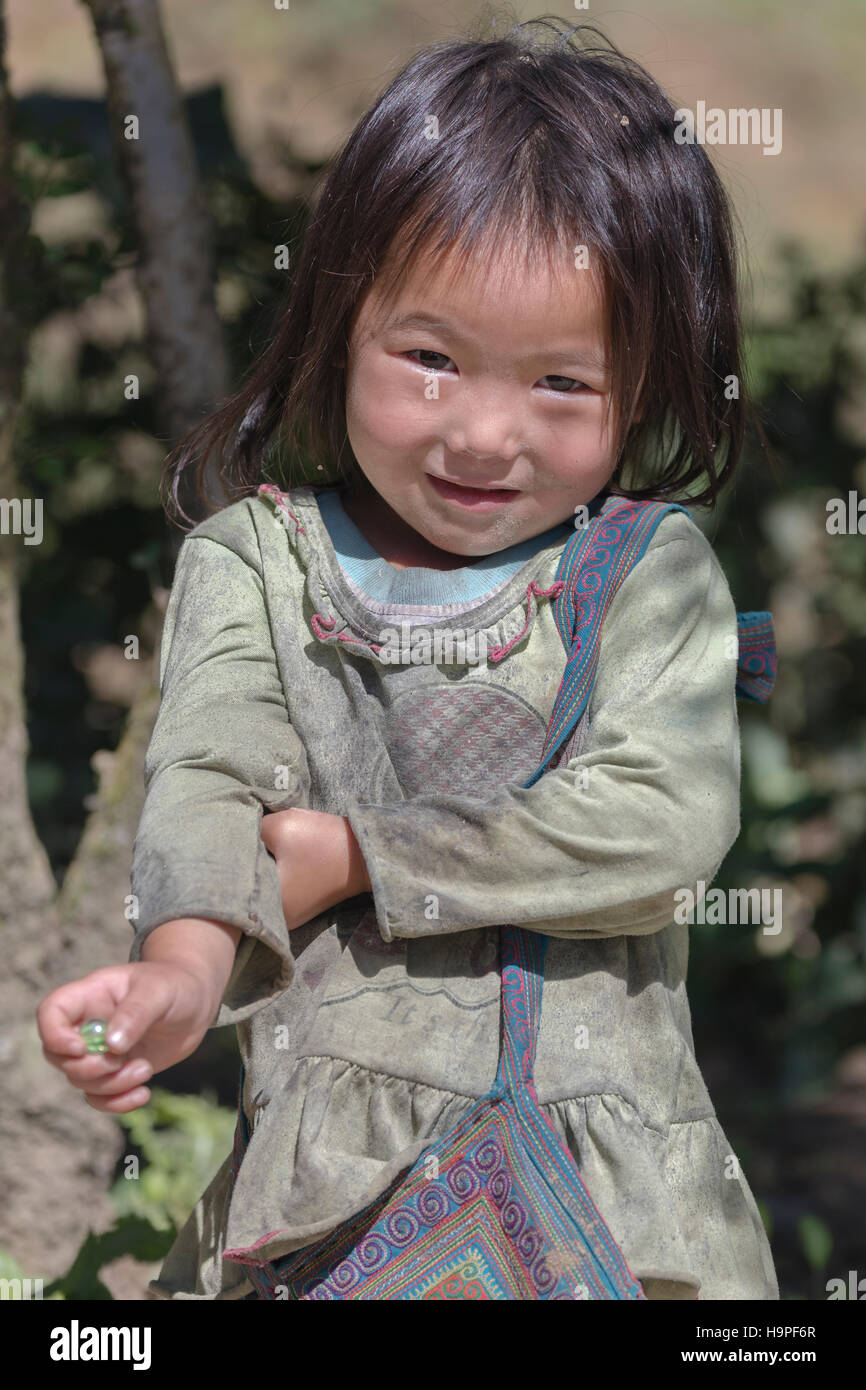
xmin=315 ymin=488 xmax=574 ymax=608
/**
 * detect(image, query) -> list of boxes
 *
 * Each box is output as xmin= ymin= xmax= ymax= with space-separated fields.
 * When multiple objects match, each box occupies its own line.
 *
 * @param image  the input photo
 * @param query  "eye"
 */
xmin=538 ymin=375 xmax=590 ymax=393
xmin=405 ymin=349 xmax=455 ymax=371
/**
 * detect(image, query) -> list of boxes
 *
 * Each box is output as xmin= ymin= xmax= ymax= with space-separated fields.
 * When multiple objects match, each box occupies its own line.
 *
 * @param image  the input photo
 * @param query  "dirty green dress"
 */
xmin=129 ymin=482 xmax=780 ymax=1300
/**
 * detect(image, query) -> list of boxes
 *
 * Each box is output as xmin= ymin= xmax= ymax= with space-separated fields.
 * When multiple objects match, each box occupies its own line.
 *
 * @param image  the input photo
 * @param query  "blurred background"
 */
xmin=1 ymin=0 xmax=864 ymax=1300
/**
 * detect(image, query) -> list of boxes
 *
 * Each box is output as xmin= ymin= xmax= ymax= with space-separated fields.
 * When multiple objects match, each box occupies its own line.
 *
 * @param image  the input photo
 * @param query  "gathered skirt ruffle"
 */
xmin=146 ymin=1054 xmax=778 ymax=1300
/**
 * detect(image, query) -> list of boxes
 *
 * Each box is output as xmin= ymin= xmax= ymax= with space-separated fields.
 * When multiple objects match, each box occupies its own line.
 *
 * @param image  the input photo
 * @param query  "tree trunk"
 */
xmin=0 ymin=0 xmax=120 ymax=1279
xmin=0 ymin=0 xmax=232 ymax=1286
xmin=81 ymin=0 xmax=231 ymax=491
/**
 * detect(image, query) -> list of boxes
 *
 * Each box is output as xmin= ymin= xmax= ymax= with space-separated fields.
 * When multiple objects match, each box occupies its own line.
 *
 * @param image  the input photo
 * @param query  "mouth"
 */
xmin=427 ymin=475 xmax=522 ymax=510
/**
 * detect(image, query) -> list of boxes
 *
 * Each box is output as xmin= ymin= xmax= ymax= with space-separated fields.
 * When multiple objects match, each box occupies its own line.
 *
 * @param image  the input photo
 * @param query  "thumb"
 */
xmin=105 ymin=969 xmax=169 ymax=1055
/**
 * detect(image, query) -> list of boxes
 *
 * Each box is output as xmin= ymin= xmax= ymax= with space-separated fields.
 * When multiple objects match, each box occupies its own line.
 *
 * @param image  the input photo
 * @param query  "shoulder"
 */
xmin=178 ymin=492 xmax=287 ymax=573
xmin=642 ymin=505 xmax=717 ymax=555
xmin=628 ymin=506 xmax=731 ymax=593
xmin=601 ymin=505 xmax=736 ymax=640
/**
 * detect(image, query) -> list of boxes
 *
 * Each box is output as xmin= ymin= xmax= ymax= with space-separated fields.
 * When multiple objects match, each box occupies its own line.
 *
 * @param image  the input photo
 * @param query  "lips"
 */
xmin=442 ymin=480 xmax=516 ymax=491
xmin=427 ymin=474 xmax=520 ymax=508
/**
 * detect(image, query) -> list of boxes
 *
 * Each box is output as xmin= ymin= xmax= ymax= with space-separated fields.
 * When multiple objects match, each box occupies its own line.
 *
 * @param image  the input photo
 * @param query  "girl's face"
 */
xmin=343 ymin=240 xmax=619 ymax=562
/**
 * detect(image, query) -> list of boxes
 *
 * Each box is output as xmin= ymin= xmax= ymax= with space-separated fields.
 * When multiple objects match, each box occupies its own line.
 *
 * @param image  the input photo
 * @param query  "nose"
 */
xmin=443 ymin=384 xmax=522 ymax=464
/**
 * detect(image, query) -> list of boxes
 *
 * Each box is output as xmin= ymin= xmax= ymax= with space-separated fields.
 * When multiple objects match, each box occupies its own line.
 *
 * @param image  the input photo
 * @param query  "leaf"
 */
xmin=41 ymin=1215 xmax=177 ymax=1301
xmin=109 ymin=1087 xmax=236 ymax=1231
xmin=0 ymin=1249 xmax=26 ymax=1280
xmin=797 ymin=1214 xmax=832 ymax=1271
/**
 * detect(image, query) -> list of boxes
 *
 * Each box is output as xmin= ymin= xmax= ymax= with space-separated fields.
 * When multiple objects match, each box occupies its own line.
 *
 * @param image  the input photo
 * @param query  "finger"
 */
xmin=103 ymin=975 xmax=169 ymax=1055
xmin=47 ymin=1050 xmax=140 ymax=1089
xmin=42 ymin=1044 xmax=126 ymax=1078
xmin=76 ymin=1058 xmax=153 ymax=1097
xmin=37 ymin=973 xmax=127 ymax=1056
xmin=84 ymin=1086 xmax=151 ymax=1114
xmin=39 ymin=1027 xmax=86 ymax=1060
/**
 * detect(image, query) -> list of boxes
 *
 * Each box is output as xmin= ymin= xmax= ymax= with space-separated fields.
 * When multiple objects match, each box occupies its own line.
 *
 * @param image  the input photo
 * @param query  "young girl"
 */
xmin=38 ymin=18 xmax=780 ymax=1300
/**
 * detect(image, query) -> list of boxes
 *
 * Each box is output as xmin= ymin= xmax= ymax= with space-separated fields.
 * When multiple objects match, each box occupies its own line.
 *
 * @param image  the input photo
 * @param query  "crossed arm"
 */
xmin=260 ymin=807 xmax=372 ymax=930
xmin=131 ymin=511 xmax=740 ymax=1026
xmin=261 ymin=520 xmax=741 ymax=943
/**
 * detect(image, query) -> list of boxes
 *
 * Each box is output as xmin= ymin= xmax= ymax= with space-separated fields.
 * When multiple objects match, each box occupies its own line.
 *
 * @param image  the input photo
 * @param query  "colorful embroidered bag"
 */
xmin=224 ymin=494 xmax=777 ymax=1300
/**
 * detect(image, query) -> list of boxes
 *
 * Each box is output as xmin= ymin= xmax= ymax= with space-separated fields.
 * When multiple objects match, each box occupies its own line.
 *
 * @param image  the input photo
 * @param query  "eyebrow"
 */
xmin=386 ymin=311 xmax=609 ymax=372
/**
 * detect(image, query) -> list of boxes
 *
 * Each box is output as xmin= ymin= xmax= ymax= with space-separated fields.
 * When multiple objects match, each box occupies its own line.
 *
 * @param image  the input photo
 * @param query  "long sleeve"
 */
xmin=347 ymin=520 xmax=741 ymax=941
xmin=128 ymin=525 xmax=310 ymax=1023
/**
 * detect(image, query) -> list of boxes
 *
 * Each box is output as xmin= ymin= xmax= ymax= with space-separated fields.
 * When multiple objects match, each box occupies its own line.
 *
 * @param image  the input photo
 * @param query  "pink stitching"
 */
xmin=488 ymin=579 xmax=567 ymax=663
xmin=257 ymin=482 xmax=307 ymax=536
xmin=310 ymin=611 xmax=383 ymax=654
xmin=313 ymin=573 xmax=565 ymax=665
xmin=224 ymin=1229 xmax=287 ymax=1262
xmin=339 ymin=632 xmax=383 ymax=653
xmin=533 ymin=580 xmax=567 ymax=601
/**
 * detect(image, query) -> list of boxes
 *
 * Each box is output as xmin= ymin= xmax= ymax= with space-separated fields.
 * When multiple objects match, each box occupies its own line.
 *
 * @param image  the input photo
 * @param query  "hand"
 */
xmin=36 ymin=960 xmax=218 ymax=1114
xmin=261 ymin=807 xmax=372 ymax=931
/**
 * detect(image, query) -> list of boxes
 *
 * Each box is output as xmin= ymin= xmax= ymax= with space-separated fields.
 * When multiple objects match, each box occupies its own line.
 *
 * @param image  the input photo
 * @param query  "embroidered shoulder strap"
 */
xmin=523 ymin=496 xmax=777 ymax=789
xmin=735 ymin=611 xmax=777 ymax=703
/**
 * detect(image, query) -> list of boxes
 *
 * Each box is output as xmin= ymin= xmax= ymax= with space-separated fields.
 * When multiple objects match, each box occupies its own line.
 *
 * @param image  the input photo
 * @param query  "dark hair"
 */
xmin=161 ymin=14 xmax=764 ymax=530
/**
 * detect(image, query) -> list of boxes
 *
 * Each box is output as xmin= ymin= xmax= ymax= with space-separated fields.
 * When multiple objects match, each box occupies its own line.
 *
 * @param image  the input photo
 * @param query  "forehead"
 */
xmin=353 ymin=234 xmax=609 ymax=349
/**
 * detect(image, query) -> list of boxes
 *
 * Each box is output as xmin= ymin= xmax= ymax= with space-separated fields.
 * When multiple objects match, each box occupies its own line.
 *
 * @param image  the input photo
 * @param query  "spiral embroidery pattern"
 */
xmin=735 ymin=612 xmax=777 ymax=702
xmin=220 ymin=493 xmax=776 ymax=1302
xmin=224 ymin=924 xmax=646 ymax=1301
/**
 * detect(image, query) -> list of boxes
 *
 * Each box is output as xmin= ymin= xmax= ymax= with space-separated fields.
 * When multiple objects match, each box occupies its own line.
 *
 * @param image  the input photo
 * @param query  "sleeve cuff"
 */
xmin=347 ymin=802 xmax=480 ymax=941
xmin=128 ymin=837 xmax=296 ymax=1025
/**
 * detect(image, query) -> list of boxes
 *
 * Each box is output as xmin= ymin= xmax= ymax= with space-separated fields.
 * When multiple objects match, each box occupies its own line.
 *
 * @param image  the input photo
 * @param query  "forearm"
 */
xmin=347 ymin=524 xmax=741 ymax=942
xmin=141 ymin=917 xmax=244 ymax=1014
xmin=262 ymin=809 xmax=372 ymax=931
xmin=348 ymin=764 xmax=738 ymax=941
xmin=129 ymin=526 xmax=311 ymax=1026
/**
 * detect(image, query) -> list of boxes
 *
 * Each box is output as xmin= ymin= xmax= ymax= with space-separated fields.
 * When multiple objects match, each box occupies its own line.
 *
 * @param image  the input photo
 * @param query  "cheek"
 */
xmin=348 ymin=357 xmax=429 ymax=452
xmin=345 ymin=360 xmax=385 ymax=456
xmin=548 ymin=406 xmax=616 ymax=477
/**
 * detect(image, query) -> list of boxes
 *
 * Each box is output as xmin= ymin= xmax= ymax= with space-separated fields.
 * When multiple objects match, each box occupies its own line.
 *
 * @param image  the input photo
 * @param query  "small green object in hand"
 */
xmin=79 ymin=1018 xmax=111 ymax=1054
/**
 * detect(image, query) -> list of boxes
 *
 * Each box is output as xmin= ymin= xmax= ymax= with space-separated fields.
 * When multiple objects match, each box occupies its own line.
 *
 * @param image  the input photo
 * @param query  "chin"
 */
xmin=440 ymin=534 xmax=512 ymax=558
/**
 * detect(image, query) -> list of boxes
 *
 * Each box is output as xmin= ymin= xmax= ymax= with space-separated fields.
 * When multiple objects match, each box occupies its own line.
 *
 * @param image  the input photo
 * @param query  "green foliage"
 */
xmin=686 ymin=243 xmax=866 ymax=1123
xmin=744 ymin=242 xmax=866 ymax=406
xmin=1 ymin=1087 xmax=236 ymax=1300
xmin=0 ymin=1248 xmax=64 ymax=1299
xmin=0 ymin=1219 xmax=173 ymax=1302
xmin=42 ymin=1216 xmax=178 ymax=1301
xmin=109 ymin=1087 xmax=237 ymax=1232
xmin=796 ymin=1214 xmax=833 ymax=1272
xmin=11 ymin=87 xmax=865 ymax=1300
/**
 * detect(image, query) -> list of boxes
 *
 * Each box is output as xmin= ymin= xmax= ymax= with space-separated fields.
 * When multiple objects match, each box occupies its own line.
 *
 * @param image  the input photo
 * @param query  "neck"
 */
xmin=339 ymin=473 xmax=478 ymax=571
